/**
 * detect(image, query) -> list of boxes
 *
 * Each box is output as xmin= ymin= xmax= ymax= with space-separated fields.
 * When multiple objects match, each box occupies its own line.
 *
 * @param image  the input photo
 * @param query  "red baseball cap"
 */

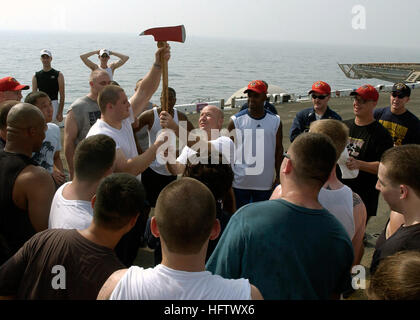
xmin=244 ymin=80 xmax=267 ymax=94
xmin=308 ymin=81 xmax=331 ymax=95
xmin=0 ymin=77 xmax=29 ymax=92
xmin=350 ymin=84 xmax=379 ymax=102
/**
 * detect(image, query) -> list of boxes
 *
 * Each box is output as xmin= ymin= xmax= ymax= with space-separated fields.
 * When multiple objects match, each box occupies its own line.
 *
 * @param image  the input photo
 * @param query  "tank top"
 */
xmin=318 ymin=185 xmax=355 ymax=239
xmin=35 ymin=68 xmax=60 ymax=101
xmin=148 ymin=107 xmax=179 ymax=176
xmin=0 ymin=151 xmax=37 ymax=264
xmin=98 ymin=66 xmax=113 ymax=80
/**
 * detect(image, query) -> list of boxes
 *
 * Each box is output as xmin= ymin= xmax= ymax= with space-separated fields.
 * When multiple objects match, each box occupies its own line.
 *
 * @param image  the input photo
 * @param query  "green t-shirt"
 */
xmin=206 ymin=199 xmax=354 ymax=300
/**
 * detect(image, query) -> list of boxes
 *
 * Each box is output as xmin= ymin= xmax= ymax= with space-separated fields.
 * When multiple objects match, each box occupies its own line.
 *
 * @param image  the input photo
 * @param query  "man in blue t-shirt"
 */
xmin=374 ymin=83 xmax=420 ymax=146
xmin=206 ymin=133 xmax=353 ymax=300
xmin=289 ymin=81 xmax=342 ymax=142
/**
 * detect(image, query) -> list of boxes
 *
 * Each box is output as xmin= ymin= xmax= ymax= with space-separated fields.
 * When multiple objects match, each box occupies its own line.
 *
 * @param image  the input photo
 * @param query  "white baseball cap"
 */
xmin=40 ymin=49 xmax=52 ymax=57
xmin=99 ymin=49 xmax=110 ymax=57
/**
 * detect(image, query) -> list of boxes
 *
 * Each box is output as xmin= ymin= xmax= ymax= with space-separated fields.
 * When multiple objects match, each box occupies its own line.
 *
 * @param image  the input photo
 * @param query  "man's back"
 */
xmin=0 ymin=229 xmax=124 ymax=299
xmin=48 ymin=182 xmax=93 ymax=230
xmin=206 ymin=199 xmax=353 ymax=299
xmin=110 ymin=264 xmax=251 ymax=300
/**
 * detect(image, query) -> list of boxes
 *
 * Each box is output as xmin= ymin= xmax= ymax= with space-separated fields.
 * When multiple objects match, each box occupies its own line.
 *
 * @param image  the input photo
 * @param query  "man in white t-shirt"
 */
xmin=24 ymin=91 xmax=65 ymax=187
xmin=98 ymin=177 xmax=263 ymax=300
xmin=165 ymin=105 xmax=234 ymax=176
xmin=49 ymin=134 xmax=116 ymax=230
xmin=86 ymin=45 xmax=171 ymax=178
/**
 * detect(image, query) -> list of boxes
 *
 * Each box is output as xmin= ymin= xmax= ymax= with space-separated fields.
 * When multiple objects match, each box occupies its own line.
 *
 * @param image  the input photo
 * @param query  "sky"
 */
xmin=1 ymin=0 xmax=420 ymax=47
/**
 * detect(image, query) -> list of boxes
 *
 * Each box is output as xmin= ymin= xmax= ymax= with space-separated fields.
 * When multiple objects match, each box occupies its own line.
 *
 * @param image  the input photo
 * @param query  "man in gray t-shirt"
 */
xmin=64 ymin=69 xmax=110 ymax=179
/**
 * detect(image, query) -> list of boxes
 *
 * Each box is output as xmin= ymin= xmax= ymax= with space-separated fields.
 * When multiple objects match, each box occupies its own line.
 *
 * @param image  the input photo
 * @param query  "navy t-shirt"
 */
xmin=374 ymin=107 xmax=420 ymax=145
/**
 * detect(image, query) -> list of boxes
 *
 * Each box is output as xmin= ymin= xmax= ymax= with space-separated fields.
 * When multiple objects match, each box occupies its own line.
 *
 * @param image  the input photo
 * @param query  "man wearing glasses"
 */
xmin=342 ymin=85 xmax=393 ymax=223
xmin=374 ymin=83 xmax=420 ymax=146
xmin=289 ymin=81 xmax=341 ymax=142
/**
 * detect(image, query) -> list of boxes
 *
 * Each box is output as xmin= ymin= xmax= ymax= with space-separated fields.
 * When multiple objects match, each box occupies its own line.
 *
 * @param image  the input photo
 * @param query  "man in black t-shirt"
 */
xmin=0 ymin=173 xmax=147 ymax=300
xmin=341 ymin=84 xmax=393 ymax=222
xmin=32 ymin=49 xmax=65 ymax=123
xmin=371 ymin=145 xmax=420 ymax=274
xmin=374 ymin=83 xmax=420 ymax=146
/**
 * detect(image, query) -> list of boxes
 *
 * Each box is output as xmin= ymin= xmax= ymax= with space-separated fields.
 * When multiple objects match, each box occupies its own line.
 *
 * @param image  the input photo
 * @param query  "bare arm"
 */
xmin=13 ymin=166 xmax=55 ymax=232
xmin=57 ymin=72 xmax=65 ymax=122
xmin=114 ymin=136 xmax=165 ymax=176
xmin=109 ymin=51 xmax=129 ymax=71
xmin=250 ymin=284 xmax=264 ymax=300
xmin=227 ymin=119 xmax=236 ymax=142
xmin=63 ymin=111 xmax=78 ymax=180
xmin=129 ymin=45 xmax=170 ymax=118
xmin=31 ymin=75 xmax=38 ymax=92
xmin=273 ymin=120 xmax=284 ymax=188
xmin=166 ymin=161 xmax=186 ymax=176
xmin=97 ymin=269 xmax=128 ymax=300
xmin=52 ymin=151 xmax=66 ymax=186
xmin=80 ymin=50 xmax=99 ymax=71
xmin=346 ymin=158 xmax=379 ymax=175
xmin=352 ymin=192 xmax=367 ymax=266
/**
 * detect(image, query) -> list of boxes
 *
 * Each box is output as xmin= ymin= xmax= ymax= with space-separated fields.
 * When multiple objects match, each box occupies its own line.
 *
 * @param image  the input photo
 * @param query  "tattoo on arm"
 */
xmin=353 ymin=192 xmax=362 ymax=207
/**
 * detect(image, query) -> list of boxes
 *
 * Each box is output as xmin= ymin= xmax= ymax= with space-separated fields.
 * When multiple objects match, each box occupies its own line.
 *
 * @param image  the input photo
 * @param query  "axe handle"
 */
xmin=158 ymin=41 xmax=169 ymax=113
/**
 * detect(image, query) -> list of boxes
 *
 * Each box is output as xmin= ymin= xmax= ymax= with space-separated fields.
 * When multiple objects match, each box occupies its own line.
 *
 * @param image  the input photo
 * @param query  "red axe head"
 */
xmin=140 ymin=25 xmax=186 ymax=43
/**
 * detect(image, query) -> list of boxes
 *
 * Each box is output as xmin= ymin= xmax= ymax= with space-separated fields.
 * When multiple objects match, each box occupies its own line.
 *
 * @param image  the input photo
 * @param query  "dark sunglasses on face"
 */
xmin=391 ymin=92 xmax=407 ymax=99
xmin=311 ymin=94 xmax=328 ymax=100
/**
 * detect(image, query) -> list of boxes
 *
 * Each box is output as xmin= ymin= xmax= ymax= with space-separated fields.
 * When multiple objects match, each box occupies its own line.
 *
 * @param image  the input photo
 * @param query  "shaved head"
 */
xmin=155 ymin=177 xmax=216 ymax=254
xmin=5 ymin=103 xmax=46 ymax=152
xmin=90 ymin=69 xmax=110 ymax=82
xmin=204 ymin=105 xmax=223 ymax=120
xmin=199 ymin=105 xmax=224 ymax=133
xmin=7 ymin=103 xmax=45 ymax=129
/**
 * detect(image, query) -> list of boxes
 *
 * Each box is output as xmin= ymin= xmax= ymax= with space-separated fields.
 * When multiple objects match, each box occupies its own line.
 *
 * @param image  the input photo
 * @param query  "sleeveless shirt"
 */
xmin=0 ymin=151 xmax=37 ymax=264
xmin=35 ymin=68 xmax=60 ymax=101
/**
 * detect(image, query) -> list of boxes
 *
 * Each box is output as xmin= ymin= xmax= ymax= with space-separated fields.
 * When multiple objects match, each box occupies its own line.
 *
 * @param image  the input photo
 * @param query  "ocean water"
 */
xmin=1 ymin=31 xmax=419 ymax=114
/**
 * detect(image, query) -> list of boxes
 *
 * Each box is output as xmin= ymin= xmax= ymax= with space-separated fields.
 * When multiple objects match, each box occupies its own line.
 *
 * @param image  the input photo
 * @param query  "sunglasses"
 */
xmin=391 ymin=92 xmax=408 ymax=99
xmin=311 ymin=94 xmax=328 ymax=100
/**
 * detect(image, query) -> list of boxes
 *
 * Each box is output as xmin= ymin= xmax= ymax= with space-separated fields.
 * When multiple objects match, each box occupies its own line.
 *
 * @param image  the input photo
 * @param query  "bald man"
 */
xmin=165 ymin=105 xmax=234 ymax=176
xmin=0 ymin=103 xmax=55 ymax=265
xmin=64 ymin=69 xmax=111 ymax=179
